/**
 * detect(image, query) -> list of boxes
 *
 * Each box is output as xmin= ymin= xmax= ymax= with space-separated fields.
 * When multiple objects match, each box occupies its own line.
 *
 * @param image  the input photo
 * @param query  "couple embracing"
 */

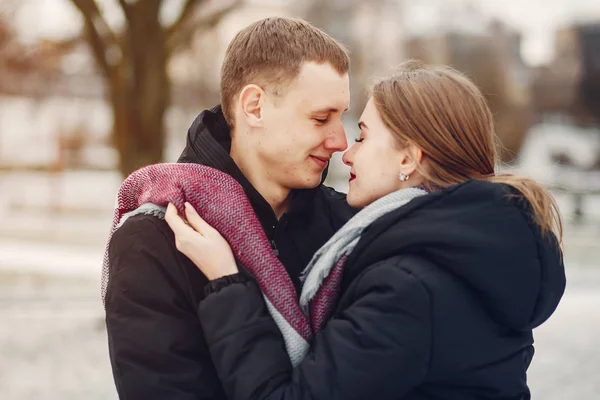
xmin=104 ymin=17 xmax=565 ymax=400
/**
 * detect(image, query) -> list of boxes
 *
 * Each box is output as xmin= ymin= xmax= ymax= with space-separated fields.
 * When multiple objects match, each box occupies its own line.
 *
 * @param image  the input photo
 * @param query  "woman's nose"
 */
xmin=342 ymin=146 xmax=354 ymax=166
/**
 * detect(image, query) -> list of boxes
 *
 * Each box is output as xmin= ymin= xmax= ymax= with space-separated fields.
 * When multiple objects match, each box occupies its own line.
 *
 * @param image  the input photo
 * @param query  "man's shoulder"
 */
xmin=108 ymin=213 xmax=177 ymax=273
xmin=111 ymin=213 xmax=173 ymax=245
xmin=315 ymin=184 xmax=358 ymax=225
xmin=106 ymin=212 xmax=201 ymax=293
xmin=318 ymin=184 xmax=348 ymax=201
xmin=318 ymin=185 xmax=356 ymax=210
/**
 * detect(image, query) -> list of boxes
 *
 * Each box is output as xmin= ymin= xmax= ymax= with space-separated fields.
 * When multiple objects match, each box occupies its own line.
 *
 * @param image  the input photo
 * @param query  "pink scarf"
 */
xmin=102 ymin=163 xmax=343 ymax=365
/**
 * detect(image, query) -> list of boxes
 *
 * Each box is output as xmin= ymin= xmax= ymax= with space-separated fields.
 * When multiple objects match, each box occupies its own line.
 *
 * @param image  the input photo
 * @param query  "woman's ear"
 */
xmin=399 ymin=142 xmax=423 ymax=176
xmin=238 ymin=84 xmax=266 ymax=128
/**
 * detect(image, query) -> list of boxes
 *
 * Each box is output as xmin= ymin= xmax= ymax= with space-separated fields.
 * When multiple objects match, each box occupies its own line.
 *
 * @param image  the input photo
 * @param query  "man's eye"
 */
xmin=355 ymin=137 xmax=364 ymax=143
xmin=313 ymin=118 xmax=328 ymax=124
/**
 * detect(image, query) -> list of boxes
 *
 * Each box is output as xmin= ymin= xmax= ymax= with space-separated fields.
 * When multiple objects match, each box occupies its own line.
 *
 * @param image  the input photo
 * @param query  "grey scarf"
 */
xmin=300 ymin=186 xmax=428 ymax=313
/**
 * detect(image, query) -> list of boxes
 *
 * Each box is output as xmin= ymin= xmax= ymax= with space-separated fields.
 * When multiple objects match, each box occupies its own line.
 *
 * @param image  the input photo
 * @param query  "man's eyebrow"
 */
xmin=310 ymin=107 xmax=349 ymax=113
xmin=358 ymin=121 xmax=368 ymax=130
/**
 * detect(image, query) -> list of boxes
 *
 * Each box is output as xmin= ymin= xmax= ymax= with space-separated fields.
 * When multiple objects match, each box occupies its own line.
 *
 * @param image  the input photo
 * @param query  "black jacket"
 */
xmin=198 ymin=180 xmax=566 ymax=400
xmin=105 ymin=105 xmax=356 ymax=399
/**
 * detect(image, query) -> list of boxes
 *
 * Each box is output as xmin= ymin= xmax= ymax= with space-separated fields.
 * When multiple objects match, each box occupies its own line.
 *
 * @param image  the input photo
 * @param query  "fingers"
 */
xmin=165 ymin=203 xmax=204 ymax=254
xmin=184 ymin=202 xmax=216 ymax=236
xmin=165 ymin=203 xmax=196 ymax=237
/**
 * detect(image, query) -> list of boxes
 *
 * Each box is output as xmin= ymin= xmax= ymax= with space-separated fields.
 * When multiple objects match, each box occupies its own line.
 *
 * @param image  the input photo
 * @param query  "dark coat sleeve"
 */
xmin=198 ymin=259 xmax=432 ymax=400
xmin=105 ymin=216 xmax=225 ymax=400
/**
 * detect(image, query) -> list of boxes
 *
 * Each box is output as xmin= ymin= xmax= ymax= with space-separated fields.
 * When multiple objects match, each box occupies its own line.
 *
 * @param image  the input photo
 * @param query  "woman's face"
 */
xmin=342 ymin=99 xmax=419 ymax=208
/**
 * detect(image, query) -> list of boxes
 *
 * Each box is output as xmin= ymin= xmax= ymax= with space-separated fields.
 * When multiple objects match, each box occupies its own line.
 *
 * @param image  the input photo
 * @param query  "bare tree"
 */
xmin=70 ymin=0 xmax=240 ymax=177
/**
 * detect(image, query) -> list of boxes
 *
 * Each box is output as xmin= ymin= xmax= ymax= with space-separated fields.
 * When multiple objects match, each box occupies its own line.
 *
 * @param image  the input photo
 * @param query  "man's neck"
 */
xmin=230 ymin=140 xmax=291 ymax=219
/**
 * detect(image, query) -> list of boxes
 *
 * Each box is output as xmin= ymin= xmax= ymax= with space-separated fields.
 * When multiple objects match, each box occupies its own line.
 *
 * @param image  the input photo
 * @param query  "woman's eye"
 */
xmin=313 ymin=118 xmax=327 ymax=124
xmin=354 ymin=137 xmax=364 ymax=143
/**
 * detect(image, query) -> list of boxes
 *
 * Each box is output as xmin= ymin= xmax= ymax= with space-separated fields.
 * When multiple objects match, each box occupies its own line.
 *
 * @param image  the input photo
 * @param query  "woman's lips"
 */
xmin=349 ymin=173 xmax=356 ymax=182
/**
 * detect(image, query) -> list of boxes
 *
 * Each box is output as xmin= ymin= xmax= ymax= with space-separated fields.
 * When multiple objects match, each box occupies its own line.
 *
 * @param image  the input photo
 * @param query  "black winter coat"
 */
xmin=198 ymin=180 xmax=566 ymax=400
xmin=105 ymin=105 xmax=357 ymax=399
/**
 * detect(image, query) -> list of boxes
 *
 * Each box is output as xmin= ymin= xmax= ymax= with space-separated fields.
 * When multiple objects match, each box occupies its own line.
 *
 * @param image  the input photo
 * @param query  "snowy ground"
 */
xmin=527 ymin=266 xmax=600 ymax=399
xmin=0 ymin=271 xmax=113 ymax=400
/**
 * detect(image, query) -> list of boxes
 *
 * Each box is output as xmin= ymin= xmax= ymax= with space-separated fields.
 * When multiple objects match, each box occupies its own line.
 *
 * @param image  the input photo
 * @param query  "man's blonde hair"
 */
xmin=220 ymin=17 xmax=350 ymax=129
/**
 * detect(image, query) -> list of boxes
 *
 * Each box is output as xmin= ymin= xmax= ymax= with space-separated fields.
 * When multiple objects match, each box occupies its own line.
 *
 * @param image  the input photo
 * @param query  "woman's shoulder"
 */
xmin=344 ymin=254 xmax=437 ymax=296
xmin=343 ymin=252 xmax=472 ymax=309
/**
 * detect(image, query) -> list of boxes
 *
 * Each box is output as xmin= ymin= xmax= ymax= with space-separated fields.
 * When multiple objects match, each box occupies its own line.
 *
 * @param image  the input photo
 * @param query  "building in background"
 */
xmin=579 ymin=23 xmax=600 ymax=128
xmin=532 ymin=22 xmax=600 ymax=128
xmin=405 ymin=14 xmax=533 ymax=162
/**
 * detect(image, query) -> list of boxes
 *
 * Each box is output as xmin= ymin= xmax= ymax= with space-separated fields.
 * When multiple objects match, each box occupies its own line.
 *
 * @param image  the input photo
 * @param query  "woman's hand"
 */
xmin=164 ymin=202 xmax=239 ymax=280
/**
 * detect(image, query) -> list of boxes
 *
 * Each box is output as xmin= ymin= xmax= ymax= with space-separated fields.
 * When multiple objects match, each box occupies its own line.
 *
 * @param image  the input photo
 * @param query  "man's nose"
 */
xmin=323 ymin=123 xmax=348 ymax=152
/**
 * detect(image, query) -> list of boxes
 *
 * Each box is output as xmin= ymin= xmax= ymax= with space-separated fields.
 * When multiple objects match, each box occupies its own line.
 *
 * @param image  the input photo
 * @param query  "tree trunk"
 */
xmin=110 ymin=60 xmax=169 ymax=177
xmin=70 ymin=0 xmax=240 ymax=177
xmin=110 ymin=1 xmax=170 ymax=177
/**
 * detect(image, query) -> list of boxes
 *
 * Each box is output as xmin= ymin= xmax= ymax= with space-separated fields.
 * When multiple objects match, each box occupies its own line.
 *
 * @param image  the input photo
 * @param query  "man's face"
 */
xmin=258 ymin=62 xmax=350 ymax=190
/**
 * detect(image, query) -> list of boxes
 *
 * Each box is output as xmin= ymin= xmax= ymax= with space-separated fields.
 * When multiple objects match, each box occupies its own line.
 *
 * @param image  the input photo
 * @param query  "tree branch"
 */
xmin=116 ymin=0 xmax=133 ymax=25
xmin=70 ymin=0 xmax=121 ymax=78
xmin=166 ymin=0 xmax=242 ymax=56
xmin=166 ymin=0 xmax=204 ymax=41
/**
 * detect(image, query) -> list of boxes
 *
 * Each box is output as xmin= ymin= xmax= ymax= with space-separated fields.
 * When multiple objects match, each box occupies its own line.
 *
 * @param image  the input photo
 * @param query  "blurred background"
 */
xmin=0 ymin=0 xmax=599 ymax=398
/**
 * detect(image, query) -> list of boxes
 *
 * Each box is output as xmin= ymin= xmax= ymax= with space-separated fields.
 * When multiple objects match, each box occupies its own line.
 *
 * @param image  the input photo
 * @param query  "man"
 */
xmin=105 ymin=17 xmax=357 ymax=399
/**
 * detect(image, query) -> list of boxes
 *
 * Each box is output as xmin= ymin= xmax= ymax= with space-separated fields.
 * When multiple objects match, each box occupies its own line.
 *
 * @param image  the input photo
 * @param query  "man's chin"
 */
xmin=289 ymin=174 xmax=322 ymax=190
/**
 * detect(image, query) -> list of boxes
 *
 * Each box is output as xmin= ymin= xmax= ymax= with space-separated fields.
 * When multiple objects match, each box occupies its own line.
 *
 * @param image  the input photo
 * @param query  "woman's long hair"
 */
xmin=372 ymin=60 xmax=562 ymax=242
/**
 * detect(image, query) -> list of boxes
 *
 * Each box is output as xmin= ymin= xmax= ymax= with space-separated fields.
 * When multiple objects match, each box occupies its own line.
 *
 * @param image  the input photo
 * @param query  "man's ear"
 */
xmin=238 ymin=84 xmax=266 ymax=128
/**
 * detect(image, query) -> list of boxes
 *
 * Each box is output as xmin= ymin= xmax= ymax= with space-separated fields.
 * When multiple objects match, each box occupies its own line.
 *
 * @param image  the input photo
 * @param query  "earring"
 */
xmin=399 ymin=172 xmax=410 ymax=182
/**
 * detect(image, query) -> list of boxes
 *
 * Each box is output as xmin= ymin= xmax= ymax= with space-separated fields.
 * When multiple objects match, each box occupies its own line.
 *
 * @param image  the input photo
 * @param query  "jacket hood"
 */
xmin=345 ymin=179 xmax=566 ymax=331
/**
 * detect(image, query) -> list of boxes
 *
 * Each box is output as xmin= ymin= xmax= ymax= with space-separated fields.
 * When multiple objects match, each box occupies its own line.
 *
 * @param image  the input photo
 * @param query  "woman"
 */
xmin=165 ymin=61 xmax=565 ymax=399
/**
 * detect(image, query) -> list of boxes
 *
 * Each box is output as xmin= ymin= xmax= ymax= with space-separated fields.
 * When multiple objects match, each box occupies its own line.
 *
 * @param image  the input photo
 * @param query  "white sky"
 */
xmin=9 ymin=0 xmax=600 ymax=66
